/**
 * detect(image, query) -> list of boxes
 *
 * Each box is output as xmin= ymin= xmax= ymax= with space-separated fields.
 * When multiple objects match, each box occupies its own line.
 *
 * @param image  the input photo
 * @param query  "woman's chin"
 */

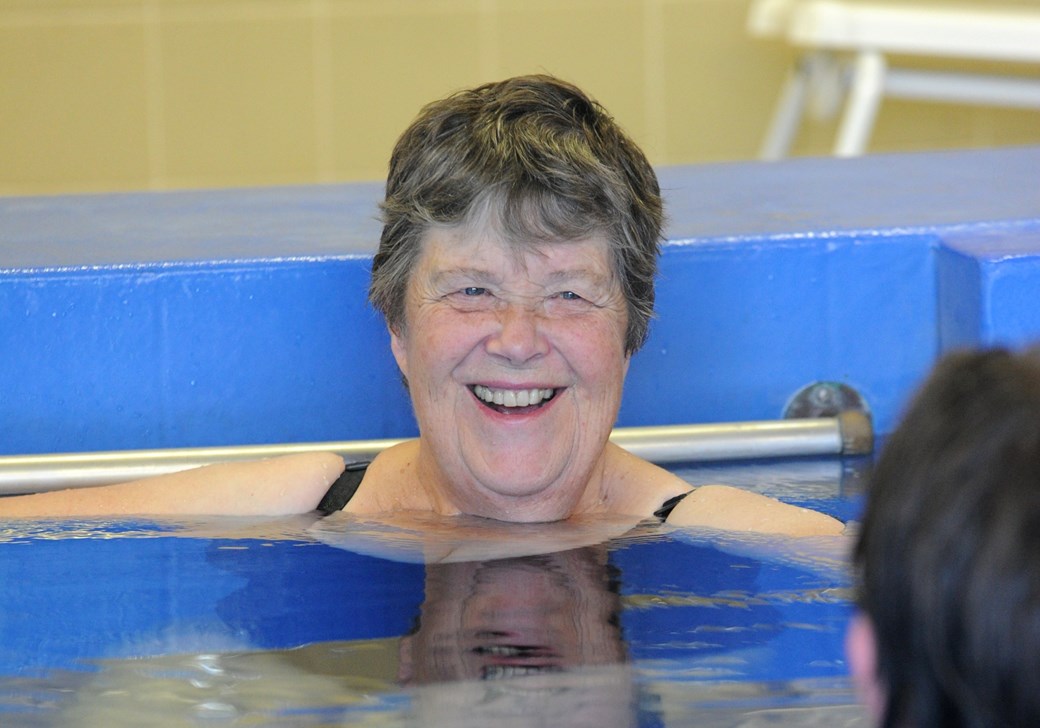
xmin=478 ymin=474 xmax=564 ymax=501
xmin=465 ymin=469 xmax=582 ymax=520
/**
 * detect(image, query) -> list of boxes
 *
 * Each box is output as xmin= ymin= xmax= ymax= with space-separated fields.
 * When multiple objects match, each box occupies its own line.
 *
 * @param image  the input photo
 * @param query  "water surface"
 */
xmin=0 ymin=458 xmax=869 ymax=726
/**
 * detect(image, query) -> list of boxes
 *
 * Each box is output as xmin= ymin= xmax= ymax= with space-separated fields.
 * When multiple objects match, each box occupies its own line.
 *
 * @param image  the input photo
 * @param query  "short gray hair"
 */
xmin=369 ymin=75 xmax=663 ymax=354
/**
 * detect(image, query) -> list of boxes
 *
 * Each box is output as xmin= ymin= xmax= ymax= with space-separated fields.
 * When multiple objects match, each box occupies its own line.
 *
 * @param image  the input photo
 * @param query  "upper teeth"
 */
xmin=477 ymin=645 xmax=525 ymax=656
xmin=481 ymin=664 xmax=561 ymax=680
xmin=473 ymin=385 xmax=554 ymax=408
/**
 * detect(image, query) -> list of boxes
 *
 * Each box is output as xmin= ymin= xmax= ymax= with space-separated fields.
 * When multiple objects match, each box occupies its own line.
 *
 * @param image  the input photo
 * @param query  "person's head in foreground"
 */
xmin=848 ymin=347 xmax=1040 ymax=727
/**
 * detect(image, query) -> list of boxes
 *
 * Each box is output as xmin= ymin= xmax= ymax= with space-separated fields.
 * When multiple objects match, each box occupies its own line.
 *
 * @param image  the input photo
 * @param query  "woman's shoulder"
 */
xmin=602 ymin=446 xmax=844 ymax=536
xmin=315 ymin=460 xmax=371 ymax=514
xmin=664 ymin=483 xmax=844 ymax=536
xmin=337 ymin=440 xmax=430 ymax=514
xmin=601 ymin=443 xmax=691 ymax=518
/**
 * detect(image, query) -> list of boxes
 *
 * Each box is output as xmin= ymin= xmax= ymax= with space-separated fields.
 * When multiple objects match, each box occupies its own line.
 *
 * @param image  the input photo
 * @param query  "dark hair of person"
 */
xmin=369 ymin=74 xmax=664 ymax=354
xmin=853 ymin=347 xmax=1040 ymax=727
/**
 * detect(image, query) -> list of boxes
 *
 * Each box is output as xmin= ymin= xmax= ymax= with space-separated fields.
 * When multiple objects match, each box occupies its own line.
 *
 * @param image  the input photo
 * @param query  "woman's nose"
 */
xmin=486 ymin=303 xmax=550 ymax=363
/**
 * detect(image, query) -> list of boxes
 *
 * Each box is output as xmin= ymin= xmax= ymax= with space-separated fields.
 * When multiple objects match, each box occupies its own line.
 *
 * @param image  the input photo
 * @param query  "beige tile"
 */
xmin=0 ymin=21 xmax=150 ymax=194
xmin=660 ymin=0 xmax=795 ymax=163
xmin=792 ymin=54 xmax=1040 ymax=156
xmin=736 ymin=19 xmax=1040 ymax=158
xmin=326 ymin=5 xmax=486 ymax=181
xmin=869 ymin=100 xmax=977 ymax=154
xmin=156 ymin=0 xmax=311 ymax=13
xmin=0 ymin=0 xmax=142 ymax=10
xmin=2 ymin=0 xmax=1036 ymax=195
xmin=974 ymin=106 xmax=1040 ymax=149
xmin=957 ymin=59 xmax=1040 ymax=150
xmin=494 ymin=0 xmax=649 ymax=158
xmin=159 ymin=14 xmax=318 ymax=188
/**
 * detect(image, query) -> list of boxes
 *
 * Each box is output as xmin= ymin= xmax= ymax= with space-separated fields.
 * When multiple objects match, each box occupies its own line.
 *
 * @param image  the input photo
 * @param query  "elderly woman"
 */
xmin=0 ymin=76 xmax=841 ymax=536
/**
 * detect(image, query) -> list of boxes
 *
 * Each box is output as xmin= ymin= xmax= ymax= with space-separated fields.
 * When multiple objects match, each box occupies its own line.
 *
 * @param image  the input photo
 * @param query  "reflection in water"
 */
xmin=403 ymin=547 xmax=625 ymax=683
xmin=400 ymin=547 xmax=644 ymax=727
xmin=14 ymin=536 xmax=869 ymax=723
xmin=26 ymin=546 xmax=649 ymax=727
xmin=0 ymin=506 xmax=867 ymax=726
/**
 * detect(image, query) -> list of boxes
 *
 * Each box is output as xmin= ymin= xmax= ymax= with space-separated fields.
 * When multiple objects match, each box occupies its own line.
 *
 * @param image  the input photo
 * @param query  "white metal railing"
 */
xmin=0 ymin=412 xmax=872 ymax=495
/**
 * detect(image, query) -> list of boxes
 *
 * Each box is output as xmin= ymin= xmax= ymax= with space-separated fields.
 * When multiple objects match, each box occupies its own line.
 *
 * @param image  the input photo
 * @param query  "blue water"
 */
xmin=0 ymin=458 xmax=870 ymax=726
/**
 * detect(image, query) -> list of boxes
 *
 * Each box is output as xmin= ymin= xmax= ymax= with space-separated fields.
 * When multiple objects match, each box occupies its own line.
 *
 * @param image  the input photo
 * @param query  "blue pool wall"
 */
xmin=2 ymin=147 xmax=1039 ymax=456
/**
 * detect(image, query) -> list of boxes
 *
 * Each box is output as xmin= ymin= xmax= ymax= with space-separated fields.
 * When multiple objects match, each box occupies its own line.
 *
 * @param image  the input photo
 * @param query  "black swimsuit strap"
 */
xmin=318 ymin=464 xmax=690 ymax=520
xmin=316 ymin=461 xmax=370 ymax=515
xmin=653 ymin=490 xmax=693 ymax=521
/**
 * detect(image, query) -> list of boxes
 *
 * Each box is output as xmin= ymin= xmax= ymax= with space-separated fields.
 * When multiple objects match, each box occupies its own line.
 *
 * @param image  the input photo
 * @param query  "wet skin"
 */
xmin=388 ymin=225 xmax=632 ymax=522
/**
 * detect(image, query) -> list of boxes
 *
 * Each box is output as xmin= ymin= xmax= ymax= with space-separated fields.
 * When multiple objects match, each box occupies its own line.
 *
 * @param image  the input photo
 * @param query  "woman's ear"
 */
xmin=397 ymin=634 xmax=414 ymax=684
xmin=389 ymin=326 xmax=409 ymax=380
xmin=846 ymin=611 xmax=885 ymax=722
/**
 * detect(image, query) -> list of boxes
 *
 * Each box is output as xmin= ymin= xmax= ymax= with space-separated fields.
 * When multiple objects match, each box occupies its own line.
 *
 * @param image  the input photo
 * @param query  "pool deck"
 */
xmin=2 ymin=146 xmax=1039 ymax=455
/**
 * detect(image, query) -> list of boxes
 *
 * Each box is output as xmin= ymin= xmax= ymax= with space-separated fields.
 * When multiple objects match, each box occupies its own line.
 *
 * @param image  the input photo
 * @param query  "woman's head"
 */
xmin=401 ymin=547 xmax=626 ymax=685
xmin=852 ymin=347 xmax=1040 ymax=727
xmin=369 ymin=75 xmax=663 ymax=355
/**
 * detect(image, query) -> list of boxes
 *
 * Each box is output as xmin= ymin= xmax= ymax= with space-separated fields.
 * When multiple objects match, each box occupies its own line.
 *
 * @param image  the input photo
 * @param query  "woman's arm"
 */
xmin=0 ymin=452 xmax=346 ymax=518
xmin=665 ymin=485 xmax=851 ymax=583
xmin=665 ymin=484 xmax=845 ymax=536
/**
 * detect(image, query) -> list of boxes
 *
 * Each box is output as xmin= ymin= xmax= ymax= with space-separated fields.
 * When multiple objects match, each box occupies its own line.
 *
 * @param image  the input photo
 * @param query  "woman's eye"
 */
xmin=544 ymin=290 xmax=595 ymax=315
xmin=447 ymin=286 xmax=495 ymax=310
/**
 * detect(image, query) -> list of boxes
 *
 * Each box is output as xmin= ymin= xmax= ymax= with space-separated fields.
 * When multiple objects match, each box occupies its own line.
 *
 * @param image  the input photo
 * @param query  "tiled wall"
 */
xmin=2 ymin=0 xmax=1039 ymax=195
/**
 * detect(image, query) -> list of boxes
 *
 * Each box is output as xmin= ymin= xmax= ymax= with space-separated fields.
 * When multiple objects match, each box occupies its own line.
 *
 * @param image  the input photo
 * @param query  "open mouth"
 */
xmin=480 ymin=663 xmax=564 ymax=680
xmin=471 ymin=385 xmax=557 ymax=414
xmin=473 ymin=644 xmax=564 ymax=680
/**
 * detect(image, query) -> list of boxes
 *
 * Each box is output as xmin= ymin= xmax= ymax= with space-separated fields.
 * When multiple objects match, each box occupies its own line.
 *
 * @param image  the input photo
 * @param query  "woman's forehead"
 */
xmin=416 ymin=224 xmax=615 ymax=280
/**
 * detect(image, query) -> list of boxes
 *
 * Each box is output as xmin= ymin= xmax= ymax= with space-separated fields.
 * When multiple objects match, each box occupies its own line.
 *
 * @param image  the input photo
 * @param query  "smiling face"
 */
xmin=400 ymin=550 xmax=635 ymax=727
xmin=400 ymin=549 xmax=626 ymax=685
xmin=389 ymin=223 xmax=630 ymax=522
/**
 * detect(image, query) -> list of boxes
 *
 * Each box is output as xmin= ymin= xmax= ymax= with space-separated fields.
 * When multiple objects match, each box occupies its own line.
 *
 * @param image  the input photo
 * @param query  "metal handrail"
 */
xmin=0 ymin=411 xmax=871 ymax=495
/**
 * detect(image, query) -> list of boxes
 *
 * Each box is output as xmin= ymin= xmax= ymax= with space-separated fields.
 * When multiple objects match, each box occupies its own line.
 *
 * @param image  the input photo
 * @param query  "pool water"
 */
xmin=0 ymin=458 xmax=870 ymax=726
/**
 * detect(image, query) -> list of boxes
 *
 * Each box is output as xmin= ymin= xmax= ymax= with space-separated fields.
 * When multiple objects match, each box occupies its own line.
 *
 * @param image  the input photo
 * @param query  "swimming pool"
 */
xmin=3 ymin=148 xmax=1040 ymax=457
xmin=3 ymin=146 xmax=1039 ymax=726
xmin=1 ymin=458 xmax=867 ymax=727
